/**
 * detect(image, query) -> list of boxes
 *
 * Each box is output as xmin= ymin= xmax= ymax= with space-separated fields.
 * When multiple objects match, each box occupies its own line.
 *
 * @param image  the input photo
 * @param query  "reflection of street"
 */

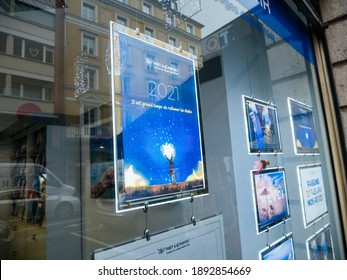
xmin=4 ymin=196 xmax=197 ymax=259
xmin=83 ymin=198 xmax=193 ymax=259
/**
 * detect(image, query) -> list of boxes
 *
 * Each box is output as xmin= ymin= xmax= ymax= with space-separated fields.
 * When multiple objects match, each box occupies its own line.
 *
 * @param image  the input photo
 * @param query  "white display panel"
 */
xmin=297 ymin=164 xmax=328 ymax=227
xmin=92 ymin=214 xmax=225 ymax=260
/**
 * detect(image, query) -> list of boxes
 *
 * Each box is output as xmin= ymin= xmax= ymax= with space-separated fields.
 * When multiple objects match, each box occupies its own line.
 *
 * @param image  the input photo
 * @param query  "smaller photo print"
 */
xmin=243 ymin=96 xmax=282 ymax=154
xmin=260 ymin=234 xmax=295 ymax=260
xmin=252 ymin=168 xmax=290 ymax=233
xmin=288 ymin=98 xmax=319 ymax=154
xmin=307 ymin=226 xmax=334 ymax=260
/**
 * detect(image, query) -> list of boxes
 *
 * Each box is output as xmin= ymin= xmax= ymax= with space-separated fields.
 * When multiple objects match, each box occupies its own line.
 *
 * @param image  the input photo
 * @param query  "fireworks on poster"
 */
xmin=110 ymin=23 xmax=207 ymax=212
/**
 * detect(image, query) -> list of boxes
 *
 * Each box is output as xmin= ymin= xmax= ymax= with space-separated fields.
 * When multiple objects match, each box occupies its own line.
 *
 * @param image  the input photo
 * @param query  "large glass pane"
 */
xmin=0 ymin=0 xmax=345 ymax=261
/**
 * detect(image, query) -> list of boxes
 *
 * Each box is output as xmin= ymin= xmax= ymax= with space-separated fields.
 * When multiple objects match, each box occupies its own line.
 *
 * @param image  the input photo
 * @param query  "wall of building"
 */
xmin=320 ymin=0 xmax=347 ymax=151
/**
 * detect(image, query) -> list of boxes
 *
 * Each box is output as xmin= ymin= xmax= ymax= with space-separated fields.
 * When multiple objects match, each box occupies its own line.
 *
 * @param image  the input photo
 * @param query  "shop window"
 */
xmin=82 ymin=33 xmax=97 ymax=55
xmin=82 ymin=2 xmax=96 ymax=22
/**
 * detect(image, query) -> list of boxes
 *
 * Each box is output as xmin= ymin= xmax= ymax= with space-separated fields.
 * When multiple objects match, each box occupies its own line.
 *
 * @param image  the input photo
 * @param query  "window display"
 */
xmin=0 ymin=0 xmax=345 ymax=261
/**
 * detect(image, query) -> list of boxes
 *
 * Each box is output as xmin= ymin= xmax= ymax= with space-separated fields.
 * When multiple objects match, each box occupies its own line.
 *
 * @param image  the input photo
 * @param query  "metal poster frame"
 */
xmin=110 ymin=22 xmax=207 ymax=212
xmin=297 ymin=164 xmax=328 ymax=227
xmin=251 ymin=167 xmax=290 ymax=233
xmin=288 ymin=98 xmax=319 ymax=155
xmin=243 ymin=95 xmax=282 ymax=155
xmin=259 ymin=233 xmax=295 ymax=260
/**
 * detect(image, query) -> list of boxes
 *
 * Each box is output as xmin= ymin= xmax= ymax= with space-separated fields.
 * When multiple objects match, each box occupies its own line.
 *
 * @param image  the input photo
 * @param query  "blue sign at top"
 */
xmin=234 ymin=0 xmax=316 ymax=65
xmin=246 ymin=0 xmax=316 ymax=65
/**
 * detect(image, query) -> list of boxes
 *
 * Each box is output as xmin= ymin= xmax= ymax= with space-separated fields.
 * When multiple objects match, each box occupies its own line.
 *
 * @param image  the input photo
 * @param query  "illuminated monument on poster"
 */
xmin=110 ymin=23 xmax=207 ymax=212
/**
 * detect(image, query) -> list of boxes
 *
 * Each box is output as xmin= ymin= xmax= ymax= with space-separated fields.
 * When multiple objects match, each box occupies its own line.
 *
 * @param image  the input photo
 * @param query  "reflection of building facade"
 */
xmin=64 ymin=0 xmax=203 ymax=138
xmin=0 ymin=1 xmax=55 ymax=121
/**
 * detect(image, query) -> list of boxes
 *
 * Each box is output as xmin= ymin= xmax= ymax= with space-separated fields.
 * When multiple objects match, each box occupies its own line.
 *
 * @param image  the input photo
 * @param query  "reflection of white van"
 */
xmin=0 ymin=163 xmax=80 ymax=220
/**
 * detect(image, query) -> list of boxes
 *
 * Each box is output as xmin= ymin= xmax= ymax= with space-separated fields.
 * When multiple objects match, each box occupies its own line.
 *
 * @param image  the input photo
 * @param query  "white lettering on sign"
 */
xmin=258 ymin=0 xmax=271 ymax=14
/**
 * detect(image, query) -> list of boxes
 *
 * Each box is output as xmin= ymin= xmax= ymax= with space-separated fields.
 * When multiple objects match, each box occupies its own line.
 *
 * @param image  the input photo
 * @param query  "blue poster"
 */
xmin=111 ymin=27 xmax=206 ymax=211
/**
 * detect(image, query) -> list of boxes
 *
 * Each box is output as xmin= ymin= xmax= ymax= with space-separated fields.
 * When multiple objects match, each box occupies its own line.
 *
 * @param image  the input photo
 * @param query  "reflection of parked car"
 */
xmin=0 ymin=163 xmax=80 ymax=220
xmin=0 ymin=187 xmax=80 ymax=220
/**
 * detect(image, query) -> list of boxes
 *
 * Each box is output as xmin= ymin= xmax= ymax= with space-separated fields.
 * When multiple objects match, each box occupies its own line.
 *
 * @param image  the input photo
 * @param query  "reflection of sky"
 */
xmin=262 ymin=238 xmax=294 ymax=260
xmin=120 ymin=34 xmax=202 ymax=186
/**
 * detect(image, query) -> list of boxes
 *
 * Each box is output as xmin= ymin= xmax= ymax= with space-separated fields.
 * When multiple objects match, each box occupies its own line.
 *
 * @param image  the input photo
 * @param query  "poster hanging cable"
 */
xmin=143 ymin=202 xmax=151 ymax=241
xmin=190 ymin=194 xmax=196 ymax=226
